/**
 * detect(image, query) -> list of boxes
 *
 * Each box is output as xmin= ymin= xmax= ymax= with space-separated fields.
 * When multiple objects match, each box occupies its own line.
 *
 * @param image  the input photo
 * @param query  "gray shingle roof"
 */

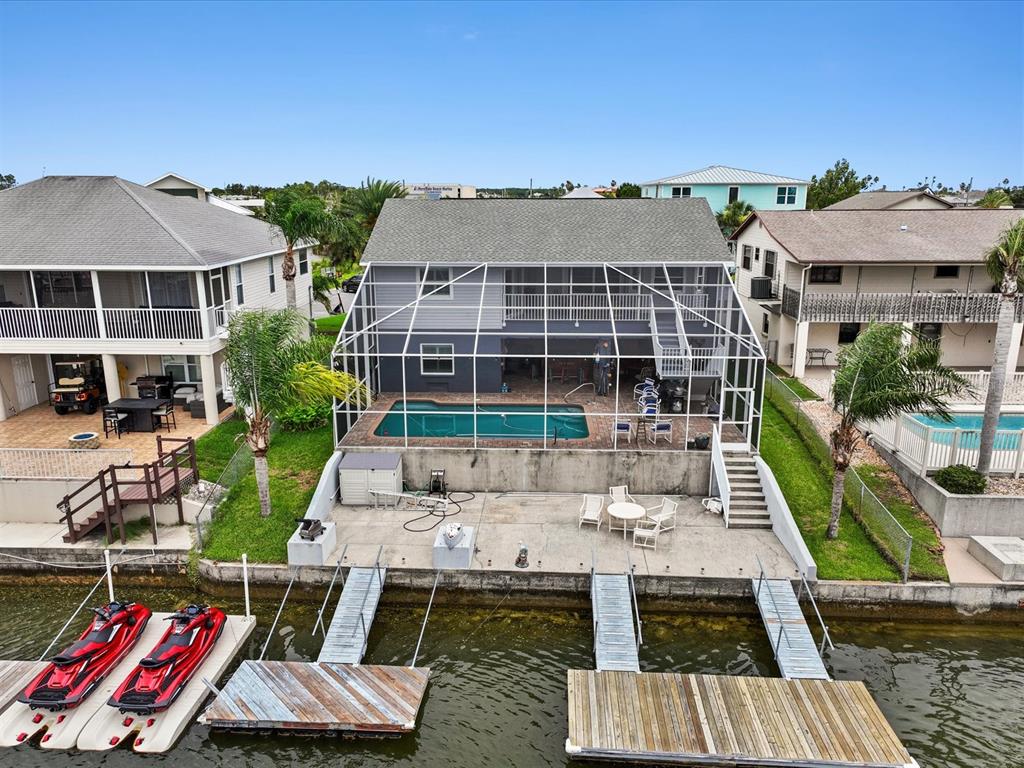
xmin=742 ymin=209 xmax=1023 ymax=264
xmin=641 ymin=165 xmax=807 ymax=186
xmin=825 ymin=190 xmax=953 ymax=210
xmin=0 ymin=176 xmax=288 ymax=269
xmin=362 ymin=198 xmax=731 ymax=264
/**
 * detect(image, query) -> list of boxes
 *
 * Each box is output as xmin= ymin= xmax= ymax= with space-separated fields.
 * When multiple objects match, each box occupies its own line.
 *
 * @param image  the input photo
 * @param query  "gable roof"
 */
xmin=0 ymin=176 xmax=288 ymax=269
xmin=144 ymin=171 xmax=210 ymax=192
xmin=363 ymin=198 xmax=731 ymax=264
xmin=730 ymin=209 xmax=1023 ymax=264
xmin=825 ymin=189 xmax=954 ymax=210
xmin=641 ymin=165 xmax=807 ymax=187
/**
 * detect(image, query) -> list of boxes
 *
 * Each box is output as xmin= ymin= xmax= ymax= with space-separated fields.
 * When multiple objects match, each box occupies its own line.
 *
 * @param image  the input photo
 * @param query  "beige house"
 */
xmin=825 ymin=189 xmax=954 ymax=211
xmin=0 ymin=175 xmax=315 ymax=424
xmin=729 ymin=208 xmax=1024 ymax=378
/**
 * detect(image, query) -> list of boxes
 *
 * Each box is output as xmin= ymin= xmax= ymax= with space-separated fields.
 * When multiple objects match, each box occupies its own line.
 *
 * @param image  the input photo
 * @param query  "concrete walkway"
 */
xmin=0 ymin=521 xmax=192 ymax=551
xmin=328 ymin=493 xmax=798 ymax=579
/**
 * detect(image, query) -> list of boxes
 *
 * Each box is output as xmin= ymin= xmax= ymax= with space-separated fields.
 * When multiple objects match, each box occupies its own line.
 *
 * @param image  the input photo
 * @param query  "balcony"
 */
xmin=783 ymin=290 xmax=1024 ymax=324
xmin=0 ymin=303 xmax=232 ymax=342
xmin=503 ymin=292 xmax=652 ymax=322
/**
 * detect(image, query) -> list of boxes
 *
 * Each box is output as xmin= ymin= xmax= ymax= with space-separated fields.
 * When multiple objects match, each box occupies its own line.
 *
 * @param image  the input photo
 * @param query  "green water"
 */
xmin=0 ymin=585 xmax=1021 ymax=767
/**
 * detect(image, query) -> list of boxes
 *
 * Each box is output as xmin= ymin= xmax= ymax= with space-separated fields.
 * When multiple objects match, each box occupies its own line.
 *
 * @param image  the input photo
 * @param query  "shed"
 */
xmin=338 ymin=452 xmax=403 ymax=505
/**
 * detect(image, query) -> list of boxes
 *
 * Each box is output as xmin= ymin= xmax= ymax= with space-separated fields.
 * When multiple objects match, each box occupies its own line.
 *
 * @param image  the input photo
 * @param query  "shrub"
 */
xmin=934 ymin=464 xmax=987 ymax=495
xmin=277 ymin=403 xmax=331 ymax=432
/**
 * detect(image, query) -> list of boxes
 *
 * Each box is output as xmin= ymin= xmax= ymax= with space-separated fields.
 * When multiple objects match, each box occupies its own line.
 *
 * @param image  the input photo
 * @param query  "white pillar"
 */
xmin=792 ymin=321 xmax=810 ymax=378
xmin=1005 ymin=322 xmax=1024 ymax=374
xmin=901 ymin=321 xmax=914 ymax=346
xmin=199 ymin=354 xmax=219 ymax=425
xmin=101 ymin=353 xmax=121 ymax=403
xmin=91 ymin=270 xmax=107 ymax=339
xmin=195 ymin=272 xmax=211 ymax=339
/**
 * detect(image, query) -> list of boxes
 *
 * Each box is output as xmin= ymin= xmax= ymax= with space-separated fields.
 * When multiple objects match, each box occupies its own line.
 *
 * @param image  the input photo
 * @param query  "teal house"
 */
xmin=641 ymin=165 xmax=808 ymax=213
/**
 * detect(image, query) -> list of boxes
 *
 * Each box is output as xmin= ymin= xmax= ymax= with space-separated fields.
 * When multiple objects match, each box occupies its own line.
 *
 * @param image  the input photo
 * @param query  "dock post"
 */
xmin=103 ymin=549 xmax=115 ymax=602
xmin=242 ymin=553 xmax=251 ymax=618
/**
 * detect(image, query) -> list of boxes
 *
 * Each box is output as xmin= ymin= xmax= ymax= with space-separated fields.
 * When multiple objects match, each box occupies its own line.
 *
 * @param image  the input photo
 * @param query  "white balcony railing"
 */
xmin=955 ymin=370 xmax=1024 ymax=405
xmin=789 ymin=291 xmax=1023 ymax=324
xmin=0 ymin=303 xmax=232 ymax=342
xmin=503 ymin=292 xmax=651 ymax=322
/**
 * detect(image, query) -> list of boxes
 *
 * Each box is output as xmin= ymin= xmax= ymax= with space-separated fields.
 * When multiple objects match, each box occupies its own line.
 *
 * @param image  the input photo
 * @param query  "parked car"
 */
xmin=342 ymin=273 xmax=362 ymax=293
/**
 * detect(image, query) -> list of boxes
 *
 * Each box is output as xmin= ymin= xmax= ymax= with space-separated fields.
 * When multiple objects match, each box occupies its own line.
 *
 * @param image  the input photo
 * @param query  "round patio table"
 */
xmin=607 ymin=501 xmax=646 ymax=540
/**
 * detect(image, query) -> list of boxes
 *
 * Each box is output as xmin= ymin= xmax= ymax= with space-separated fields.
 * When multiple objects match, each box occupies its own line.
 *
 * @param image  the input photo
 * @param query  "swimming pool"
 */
xmin=911 ymin=411 xmax=1024 ymax=450
xmin=374 ymin=400 xmax=590 ymax=439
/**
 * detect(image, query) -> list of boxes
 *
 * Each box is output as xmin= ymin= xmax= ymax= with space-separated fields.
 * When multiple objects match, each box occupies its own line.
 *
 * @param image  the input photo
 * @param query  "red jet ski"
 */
xmin=19 ymin=602 xmax=152 ymax=711
xmin=108 ymin=604 xmax=226 ymax=715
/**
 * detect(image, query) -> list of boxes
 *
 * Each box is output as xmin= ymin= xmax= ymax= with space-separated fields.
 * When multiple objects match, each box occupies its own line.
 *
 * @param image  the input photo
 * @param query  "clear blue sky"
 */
xmin=1 ymin=1 xmax=1020 ymax=190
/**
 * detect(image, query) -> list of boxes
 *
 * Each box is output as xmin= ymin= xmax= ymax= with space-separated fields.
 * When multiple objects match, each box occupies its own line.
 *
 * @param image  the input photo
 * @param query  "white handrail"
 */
xmin=710 ymin=425 xmax=731 ymax=525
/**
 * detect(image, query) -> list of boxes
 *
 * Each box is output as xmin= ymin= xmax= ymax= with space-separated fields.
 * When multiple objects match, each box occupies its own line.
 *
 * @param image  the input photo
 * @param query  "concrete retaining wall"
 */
xmin=875 ymin=442 xmax=1024 ymax=537
xmin=755 ymin=456 xmax=817 ymax=580
xmin=350 ymin=446 xmax=711 ymax=496
xmin=0 ymin=479 xmax=83 ymax=523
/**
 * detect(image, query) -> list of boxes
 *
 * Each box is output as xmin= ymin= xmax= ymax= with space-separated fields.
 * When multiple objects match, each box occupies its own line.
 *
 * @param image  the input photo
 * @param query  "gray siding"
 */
xmin=371 ymin=265 xmax=503 ymax=330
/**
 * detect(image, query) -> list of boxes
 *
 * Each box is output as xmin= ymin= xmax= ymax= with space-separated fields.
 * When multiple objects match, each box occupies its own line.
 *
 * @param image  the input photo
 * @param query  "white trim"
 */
xmin=144 ymin=172 xmax=211 ymax=191
xmin=419 ymin=342 xmax=455 ymax=376
xmin=419 ymin=266 xmax=456 ymax=300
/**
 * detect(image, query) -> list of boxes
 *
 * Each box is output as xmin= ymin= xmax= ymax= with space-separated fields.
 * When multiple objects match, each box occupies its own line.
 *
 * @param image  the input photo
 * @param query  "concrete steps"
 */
xmin=724 ymin=453 xmax=772 ymax=530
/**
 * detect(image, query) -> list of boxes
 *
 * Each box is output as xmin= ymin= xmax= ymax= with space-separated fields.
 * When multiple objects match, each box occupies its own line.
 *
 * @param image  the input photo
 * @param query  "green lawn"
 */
xmin=759 ymin=401 xmax=899 ymax=581
xmin=201 ymin=425 xmax=334 ymax=563
xmin=315 ymin=313 xmax=347 ymax=334
xmin=194 ymin=417 xmax=248 ymax=482
xmin=767 ymin=363 xmax=821 ymax=401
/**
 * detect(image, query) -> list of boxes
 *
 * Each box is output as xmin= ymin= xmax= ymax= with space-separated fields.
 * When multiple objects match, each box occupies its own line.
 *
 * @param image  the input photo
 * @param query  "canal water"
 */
xmin=0 ymin=584 xmax=1021 ymax=768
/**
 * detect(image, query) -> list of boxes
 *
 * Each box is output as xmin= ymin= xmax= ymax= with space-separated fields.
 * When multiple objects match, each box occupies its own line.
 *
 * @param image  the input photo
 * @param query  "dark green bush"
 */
xmin=277 ymin=404 xmax=331 ymax=432
xmin=933 ymin=464 xmax=987 ymax=495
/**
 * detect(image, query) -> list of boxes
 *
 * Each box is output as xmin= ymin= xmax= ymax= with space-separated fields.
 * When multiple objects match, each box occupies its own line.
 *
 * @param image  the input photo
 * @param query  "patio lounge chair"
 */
xmin=646 ymin=418 xmax=672 ymax=444
xmin=645 ymin=497 xmax=678 ymax=532
xmin=578 ymin=494 xmax=604 ymax=531
xmin=612 ymin=420 xmax=634 ymax=444
xmin=633 ymin=518 xmax=661 ymax=550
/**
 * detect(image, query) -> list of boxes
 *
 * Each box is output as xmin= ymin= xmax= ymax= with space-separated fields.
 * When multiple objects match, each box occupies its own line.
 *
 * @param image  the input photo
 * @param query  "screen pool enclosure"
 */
xmin=332 ymin=261 xmax=765 ymax=452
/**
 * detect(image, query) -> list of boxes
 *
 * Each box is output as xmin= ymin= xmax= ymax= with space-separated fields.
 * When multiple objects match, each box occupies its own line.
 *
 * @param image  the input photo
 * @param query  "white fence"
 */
xmin=503 ymin=292 xmax=651 ymax=322
xmin=956 ymin=371 xmax=1024 ymax=405
xmin=0 ymin=304 xmax=232 ymax=341
xmin=865 ymin=413 xmax=1024 ymax=476
xmin=0 ymin=447 xmax=133 ymax=480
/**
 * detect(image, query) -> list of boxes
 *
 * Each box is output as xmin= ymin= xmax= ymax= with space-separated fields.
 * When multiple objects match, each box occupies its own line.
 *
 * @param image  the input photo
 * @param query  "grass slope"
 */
xmin=767 ymin=363 xmax=821 ymax=401
xmin=314 ymin=313 xmax=347 ymax=334
xmin=194 ymin=417 xmax=248 ymax=482
xmin=201 ymin=426 xmax=334 ymax=563
xmin=759 ymin=401 xmax=898 ymax=581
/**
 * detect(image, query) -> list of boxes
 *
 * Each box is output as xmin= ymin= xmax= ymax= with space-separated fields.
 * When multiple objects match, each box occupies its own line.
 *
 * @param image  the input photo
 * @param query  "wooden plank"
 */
xmin=0 ymin=661 xmax=45 ymax=715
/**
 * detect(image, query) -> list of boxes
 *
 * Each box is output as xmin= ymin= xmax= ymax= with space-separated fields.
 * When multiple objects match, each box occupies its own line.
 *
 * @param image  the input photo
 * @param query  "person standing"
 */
xmin=593 ymin=338 xmax=612 ymax=396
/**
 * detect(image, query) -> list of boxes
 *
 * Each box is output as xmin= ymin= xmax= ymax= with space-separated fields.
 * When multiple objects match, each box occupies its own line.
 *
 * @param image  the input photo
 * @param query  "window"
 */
xmin=754 ymin=247 xmax=760 ymax=262
xmin=267 ymin=256 xmax=276 ymax=293
xmin=420 ymin=267 xmax=452 ymax=297
xmin=763 ymin=250 xmax=777 ymax=279
xmin=741 ymin=245 xmax=752 ymax=270
xmin=915 ymin=322 xmax=942 ymax=342
xmin=162 ymin=355 xmax=200 ymax=383
xmin=420 ymin=343 xmax=454 ymax=375
xmin=761 ymin=313 xmax=770 ymax=335
xmin=234 ymin=264 xmax=245 ymax=306
xmin=809 ymin=265 xmax=842 ymax=284
xmin=776 ymin=185 xmax=797 ymax=205
xmin=934 ymin=265 xmax=959 ymax=279
xmin=299 ymin=249 xmax=309 ymax=276
xmin=838 ymin=323 xmax=861 ymax=344
xmin=671 ymin=186 xmax=691 ymax=198
xmin=728 ymin=186 xmax=739 ymax=204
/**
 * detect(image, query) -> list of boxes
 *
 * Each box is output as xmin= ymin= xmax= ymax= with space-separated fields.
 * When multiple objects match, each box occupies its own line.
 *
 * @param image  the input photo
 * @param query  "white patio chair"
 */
xmin=646 ymin=418 xmax=672 ymax=444
xmin=633 ymin=519 xmax=661 ymax=550
xmin=612 ymin=420 xmax=634 ymax=444
xmin=578 ymin=494 xmax=604 ymax=531
xmin=609 ymin=485 xmax=636 ymax=505
xmin=645 ymin=497 xmax=677 ymax=532
xmin=633 ymin=377 xmax=656 ymax=398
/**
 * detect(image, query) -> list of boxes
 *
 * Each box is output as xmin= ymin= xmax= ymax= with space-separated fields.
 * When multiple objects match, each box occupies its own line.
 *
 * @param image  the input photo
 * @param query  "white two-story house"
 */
xmin=0 ymin=175 xmax=314 ymax=424
xmin=729 ymin=208 xmax=1024 ymax=380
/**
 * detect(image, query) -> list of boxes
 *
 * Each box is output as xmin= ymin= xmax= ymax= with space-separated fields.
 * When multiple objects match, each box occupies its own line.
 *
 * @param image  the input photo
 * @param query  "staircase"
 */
xmin=650 ymin=306 xmax=690 ymax=378
xmin=723 ymin=452 xmax=772 ymax=529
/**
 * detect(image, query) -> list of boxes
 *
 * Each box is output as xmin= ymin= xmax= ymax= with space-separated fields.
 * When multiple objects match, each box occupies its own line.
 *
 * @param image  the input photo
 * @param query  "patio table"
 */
xmin=607 ymin=501 xmax=646 ymax=540
xmin=107 ymin=397 xmax=170 ymax=433
xmin=806 ymin=347 xmax=831 ymax=366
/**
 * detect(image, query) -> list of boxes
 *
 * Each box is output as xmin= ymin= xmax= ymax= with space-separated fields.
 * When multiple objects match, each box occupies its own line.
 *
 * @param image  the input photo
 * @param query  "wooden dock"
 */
xmin=592 ymin=574 xmax=640 ymax=673
xmin=0 ymin=661 xmax=45 ymax=715
xmin=566 ymin=670 xmax=916 ymax=767
xmin=319 ymin=566 xmax=387 ymax=665
xmin=752 ymin=577 xmax=830 ymax=680
xmin=201 ymin=660 xmax=429 ymax=735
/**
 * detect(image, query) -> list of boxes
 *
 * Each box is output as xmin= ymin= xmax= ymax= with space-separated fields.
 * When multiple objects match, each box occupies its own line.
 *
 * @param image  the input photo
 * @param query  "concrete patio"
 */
xmin=327 ymin=492 xmax=799 ymax=579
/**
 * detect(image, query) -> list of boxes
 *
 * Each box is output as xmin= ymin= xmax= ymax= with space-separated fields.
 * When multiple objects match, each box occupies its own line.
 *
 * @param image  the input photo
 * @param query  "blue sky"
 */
xmin=1 ymin=1 xmax=1020 ymax=190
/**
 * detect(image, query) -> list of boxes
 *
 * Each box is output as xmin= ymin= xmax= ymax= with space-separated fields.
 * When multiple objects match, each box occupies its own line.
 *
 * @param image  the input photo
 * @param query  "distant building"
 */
xmin=640 ymin=165 xmax=808 ymax=213
xmin=403 ymin=183 xmax=476 ymax=200
xmin=145 ymin=172 xmax=254 ymax=216
xmin=940 ymin=189 xmax=990 ymax=208
xmin=561 ymin=186 xmax=605 ymax=198
xmin=825 ymin=190 xmax=953 ymax=210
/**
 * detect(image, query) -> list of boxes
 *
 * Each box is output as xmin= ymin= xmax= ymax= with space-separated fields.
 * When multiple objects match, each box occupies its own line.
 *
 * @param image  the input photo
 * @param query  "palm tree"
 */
xmin=978 ymin=219 xmax=1024 ymax=474
xmin=340 ymin=177 xmax=406 ymax=235
xmin=826 ymin=323 xmax=967 ymax=539
xmin=977 ymin=189 xmax=1013 ymax=209
xmin=263 ymin=189 xmax=333 ymax=310
xmin=716 ymin=200 xmax=754 ymax=237
xmin=223 ymin=309 xmax=365 ymax=517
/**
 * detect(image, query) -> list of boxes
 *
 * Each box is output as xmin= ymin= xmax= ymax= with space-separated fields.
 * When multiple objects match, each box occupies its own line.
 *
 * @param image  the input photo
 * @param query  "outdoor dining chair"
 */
xmin=578 ymin=494 xmax=604 ymax=531
xmin=609 ymin=485 xmax=636 ymax=505
xmin=612 ymin=420 xmax=634 ymax=444
xmin=645 ymin=497 xmax=678 ymax=532
xmin=632 ymin=518 xmax=661 ymax=550
xmin=153 ymin=402 xmax=177 ymax=432
xmin=646 ymin=418 xmax=672 ymax=444
xmin=102 ymin=407 xmax=129 ymax=439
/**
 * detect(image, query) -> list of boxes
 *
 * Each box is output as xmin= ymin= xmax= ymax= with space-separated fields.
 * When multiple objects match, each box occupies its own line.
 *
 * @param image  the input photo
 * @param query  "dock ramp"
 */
xmin=319 ymin=565 xmax=387 ymax=665
xmin=752 ymin=570 xmax=831 ymax=680
xmin=592 ymin=573 xmax=640 ymax=673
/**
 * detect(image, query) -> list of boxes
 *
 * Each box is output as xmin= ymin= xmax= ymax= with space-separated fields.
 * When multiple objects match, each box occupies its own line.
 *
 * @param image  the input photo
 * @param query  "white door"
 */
xmin=11 ymin=355 xmax=39 ymax=411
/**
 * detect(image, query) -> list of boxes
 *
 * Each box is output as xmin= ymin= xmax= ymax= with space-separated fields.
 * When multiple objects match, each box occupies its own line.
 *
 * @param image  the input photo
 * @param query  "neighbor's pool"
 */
xmin=912 ymin=411 xmax=1024 ymax=450
xmin=374 ymin=400 xmax=589 ymax=439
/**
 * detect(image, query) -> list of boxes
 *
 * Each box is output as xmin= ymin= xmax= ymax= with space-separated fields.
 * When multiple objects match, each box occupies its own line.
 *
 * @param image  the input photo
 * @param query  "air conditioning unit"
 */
xmin=750 ymin=276 xmax=773 ymax=300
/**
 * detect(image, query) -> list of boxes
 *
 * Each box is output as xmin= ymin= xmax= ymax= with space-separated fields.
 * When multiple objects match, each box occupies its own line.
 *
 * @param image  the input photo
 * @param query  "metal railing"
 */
xmin=411 ymin=570 xmax=442 ymax=668
xmin=625 ymin=552 xmax=643 ymax=648
xmin=790 ymin=291 xmax=1023 ymax=324
xmin=193 ymin=423 xmax=258 ymax=551
xmin=503 ymin=292 xmax=651 ymax=322
xmin=795 ymin=572 xmax=835 ymax=656
xmin=353 ymin=545 xmax=385 ymax=641
xmin=313 ymin=544 xmax=348 ymax=636
xmin=754 ymin=555 xmax=793 ymax=656
xmin=0 ymin=447 xmax=132 ymax=480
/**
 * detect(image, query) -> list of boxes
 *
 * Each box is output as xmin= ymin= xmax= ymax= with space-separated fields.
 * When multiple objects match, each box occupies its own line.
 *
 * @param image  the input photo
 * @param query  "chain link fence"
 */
xmin=765 ymin=370 xmax=913 ymax=582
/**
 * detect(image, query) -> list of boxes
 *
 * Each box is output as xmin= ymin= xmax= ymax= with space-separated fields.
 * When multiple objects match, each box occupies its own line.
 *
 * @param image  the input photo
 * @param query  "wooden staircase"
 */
xmin=723 ymin=452 xmax=772 ymax=529
xmin=59 ymin=436 xmax=197 ymax=545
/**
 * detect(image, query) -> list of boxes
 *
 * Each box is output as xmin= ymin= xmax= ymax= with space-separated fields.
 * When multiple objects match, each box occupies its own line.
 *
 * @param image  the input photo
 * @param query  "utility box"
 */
xmin=432 ymin=525 xmax=475 ymax=569
xmin=749 ymin=276 xmax=773 ymax=300
xmin=338 ymin=452 xmax=403 ymax=505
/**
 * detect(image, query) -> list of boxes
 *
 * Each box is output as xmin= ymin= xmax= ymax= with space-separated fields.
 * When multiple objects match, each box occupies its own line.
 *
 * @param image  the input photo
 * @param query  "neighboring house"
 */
xmin=825 ymin=190 xmax=953 ymax=210
xmin=0 ymin=175 xmax=315 ymax=423
xmin=729 ymin=208 xmax=1024 ymax=377
xmin=561 ymin=187 xmax=605 ymax=198
xmin=640 ymin=165 xmax=808 ymax=212
xmin=940 ymin=189 xmax=989 ymax=208
xmin=402 ymin=183 xmax=477 ymax=199
xmin=334 ymin=198 xmax=765 ymax=453
xmin=145 ymin=172 xmax=255 ymax=216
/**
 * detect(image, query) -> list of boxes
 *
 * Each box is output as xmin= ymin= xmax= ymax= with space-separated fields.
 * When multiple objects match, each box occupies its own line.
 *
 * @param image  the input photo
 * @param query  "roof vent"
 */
xmin=899 ymin=224 xmax=908 ymax=232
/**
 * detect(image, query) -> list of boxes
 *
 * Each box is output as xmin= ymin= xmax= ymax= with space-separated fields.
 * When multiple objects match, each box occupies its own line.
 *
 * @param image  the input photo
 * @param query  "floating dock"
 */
xmin=201 ymin=660 xmax=429 ymax=734
xmin=566 ymin=670 xmax=916 ymax=767
xmin=0 ymin=613 xmax=253 ymax=752
xmin=0 ymin=661 xmax=45 ymax=715
xmin=752 ymin=577 xmax=830 ymax=680
xmin=319 ymin=566 xmax=387 ymax=664
xmin=592 ymin=573 xmax=640 ymax=673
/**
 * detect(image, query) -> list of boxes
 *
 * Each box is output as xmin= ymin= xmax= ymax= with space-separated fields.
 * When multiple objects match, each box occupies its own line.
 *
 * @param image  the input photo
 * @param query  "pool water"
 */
xmin=912 ymin=411 xmax=1024 ymax=450
xmin=374 ymin=400 xmax=589 ymax=439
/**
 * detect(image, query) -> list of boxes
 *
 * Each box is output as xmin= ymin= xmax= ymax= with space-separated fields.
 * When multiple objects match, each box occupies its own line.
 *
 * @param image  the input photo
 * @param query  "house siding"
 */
xmin=643 ymin=183 xmax=807 ymax=212
xmin=370 ymin=265 xmax=503 ymax=331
